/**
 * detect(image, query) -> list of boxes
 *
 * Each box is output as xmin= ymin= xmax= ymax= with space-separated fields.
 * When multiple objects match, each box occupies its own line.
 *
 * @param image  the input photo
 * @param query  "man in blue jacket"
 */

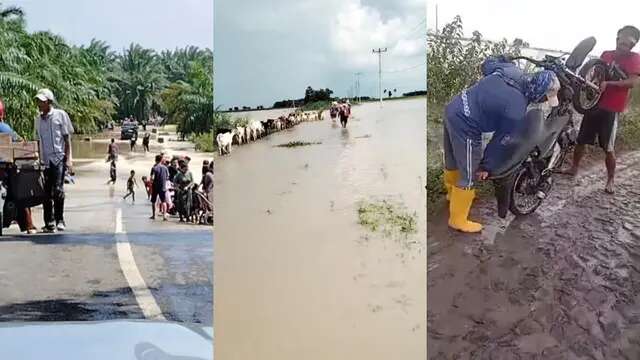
xmin=443 ymin=57 xmax=560 ymax=233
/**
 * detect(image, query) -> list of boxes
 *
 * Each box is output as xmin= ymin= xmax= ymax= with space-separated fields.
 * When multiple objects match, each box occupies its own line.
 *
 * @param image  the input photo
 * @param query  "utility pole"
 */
xmin=435 ymin=4 xmax=439 ymax=34
xmin=354 ymin=72 xmax=363 ymax=103
xmin=372 ymin=48 xmax=387 ymax=106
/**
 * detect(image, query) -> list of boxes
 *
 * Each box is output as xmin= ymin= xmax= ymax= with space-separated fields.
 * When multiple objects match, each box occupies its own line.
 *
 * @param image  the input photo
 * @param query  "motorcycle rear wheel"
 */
xmin=509 ymin=167 xmax=544 ymax=216
xmin=573 ymin=59 xmax=607 ymax=114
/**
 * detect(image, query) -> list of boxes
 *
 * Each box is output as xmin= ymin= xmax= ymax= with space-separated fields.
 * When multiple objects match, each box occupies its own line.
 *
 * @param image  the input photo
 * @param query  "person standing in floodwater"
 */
xmin=107 ymin=138 xmax=118 ymax=162
xmin=107 ymin=160 xmax=117 ymax=185
xmin=123 ymin=170 xmax=138 ymax=203
xmin=339 ymin=101 xmax=350 ymax=128
xmin=142 ymin=132 xmax=150 ymax=153
xmin=130 ymin=132 xmax=137 ymax=152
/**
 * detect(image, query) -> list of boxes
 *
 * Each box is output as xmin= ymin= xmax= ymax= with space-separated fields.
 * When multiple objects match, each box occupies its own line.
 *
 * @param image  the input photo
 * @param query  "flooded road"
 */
xmin=0 ymin=133 xmax=213 ymax=325
xmin=428 ymin=152 xmax=640 ymax=359
xmin=215 ymin=98 xmax=426 ymax=359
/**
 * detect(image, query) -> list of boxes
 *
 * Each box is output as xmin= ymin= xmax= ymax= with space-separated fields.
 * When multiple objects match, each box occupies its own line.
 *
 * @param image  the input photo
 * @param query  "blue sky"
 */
xmin=214 ymin=0 xmax=426 ymax=109
xmin=6 ymin=0 xmax=213 ymax=52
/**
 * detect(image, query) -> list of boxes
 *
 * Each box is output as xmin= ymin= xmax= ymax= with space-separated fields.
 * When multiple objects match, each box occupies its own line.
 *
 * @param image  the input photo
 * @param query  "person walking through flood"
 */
xmin=34 ymin=88 xmax=73 ymax=233
xmin=329 ymin=101 xmax=339 ymax=122
xmin=123 ymin=170 xmax=138 ymax=203
xmin=130 ymin=133 xmax=137 ymax=152
xmin=338 ymin=100 xmax=350 ymax=128
xmin=107 ymin=138 xmax=118 ymax=162
xmin=107 ymin=160 xmax=117 ymax=185
xmin=142 ymin=132 xmax=151 ymax=153
xmin=442 ymin=57 xmax=560 ymax=233
xmin=564 ymin=25 xmax=640 ymax=194
xmin=150 ymin=154 xmax=169 ymax=221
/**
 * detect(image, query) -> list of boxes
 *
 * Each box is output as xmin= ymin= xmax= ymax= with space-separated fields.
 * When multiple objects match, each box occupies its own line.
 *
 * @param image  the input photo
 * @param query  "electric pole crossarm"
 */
xmin=372 ymin=48 xmax=387 ymax=106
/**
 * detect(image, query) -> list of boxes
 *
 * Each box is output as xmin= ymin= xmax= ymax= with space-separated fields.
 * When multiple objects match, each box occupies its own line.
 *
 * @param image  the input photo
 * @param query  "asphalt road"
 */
xmin=0 ymin=153 xmax=213 ymax=325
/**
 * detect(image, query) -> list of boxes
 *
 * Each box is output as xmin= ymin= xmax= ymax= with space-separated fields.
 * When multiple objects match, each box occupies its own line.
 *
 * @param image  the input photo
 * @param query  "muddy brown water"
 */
xmin=215 ymin=98 xmax=426 ymax=359
xmin=428 ymin=151 xmax=640 ymax=359
xmin=71 ymin=137 xmax=162 ymax=160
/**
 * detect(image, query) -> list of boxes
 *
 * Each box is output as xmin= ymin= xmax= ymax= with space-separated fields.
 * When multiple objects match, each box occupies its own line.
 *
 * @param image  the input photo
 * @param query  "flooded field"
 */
xmin=214 ymin=98 xmax=426 ymax=359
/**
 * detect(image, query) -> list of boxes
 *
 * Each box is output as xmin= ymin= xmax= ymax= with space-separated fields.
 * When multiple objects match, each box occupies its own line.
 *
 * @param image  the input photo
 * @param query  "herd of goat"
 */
xmin=215 ymin=110 xmax=323 ymax=156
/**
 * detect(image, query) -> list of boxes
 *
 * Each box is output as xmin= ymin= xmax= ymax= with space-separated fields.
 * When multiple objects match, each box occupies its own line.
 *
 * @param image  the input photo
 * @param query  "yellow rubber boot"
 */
xmin=448 ymin=186 xmax=483 ymax=233
xmin=443 ymin=169 xmax=460 ymax=201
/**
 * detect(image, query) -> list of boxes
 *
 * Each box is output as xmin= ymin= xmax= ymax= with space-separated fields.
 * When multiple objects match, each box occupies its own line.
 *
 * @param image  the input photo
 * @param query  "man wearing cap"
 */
xmin=442 ymin=56 xmax=560 ymax=233
xmin=566 ymin=25 xmax=640 ymax=194
xmin=34 ymin=88 xmax=74 ymax=232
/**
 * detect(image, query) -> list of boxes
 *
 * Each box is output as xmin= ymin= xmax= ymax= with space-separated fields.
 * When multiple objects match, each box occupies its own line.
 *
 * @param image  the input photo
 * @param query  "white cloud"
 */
xmin=330 ymin=0 xmax=425 ymax=69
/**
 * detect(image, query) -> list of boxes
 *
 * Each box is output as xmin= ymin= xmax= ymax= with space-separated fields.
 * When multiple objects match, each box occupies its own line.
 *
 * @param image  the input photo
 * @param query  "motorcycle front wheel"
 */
xmin=573 ymin=59 xmax=607 ymax=114
xmin=509 ymin=167 xmax=544 ymax=216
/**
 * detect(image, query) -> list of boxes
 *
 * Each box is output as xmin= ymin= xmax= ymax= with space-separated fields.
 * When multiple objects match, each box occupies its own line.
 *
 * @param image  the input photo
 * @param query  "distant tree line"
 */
xmin=0 ymin=3 xmax=213 ymax=139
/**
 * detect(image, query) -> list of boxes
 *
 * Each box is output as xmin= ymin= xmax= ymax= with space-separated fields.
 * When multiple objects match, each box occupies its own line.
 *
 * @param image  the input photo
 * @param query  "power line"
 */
xmin=384 ymin=63 xmax=426 ymax=73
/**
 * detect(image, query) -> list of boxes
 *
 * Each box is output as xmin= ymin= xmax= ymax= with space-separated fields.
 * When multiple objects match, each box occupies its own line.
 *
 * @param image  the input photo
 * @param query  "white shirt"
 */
xmin=34 ymin=107 xmax=74 ymax=166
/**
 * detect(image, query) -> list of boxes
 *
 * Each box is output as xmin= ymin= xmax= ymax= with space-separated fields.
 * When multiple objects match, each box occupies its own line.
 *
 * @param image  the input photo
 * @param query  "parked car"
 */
xmin=121 ymin=123 xmax=138 ymax=140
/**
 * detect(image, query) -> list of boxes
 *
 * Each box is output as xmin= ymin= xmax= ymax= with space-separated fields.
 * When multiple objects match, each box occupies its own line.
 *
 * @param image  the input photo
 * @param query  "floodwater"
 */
xmin=428 ymin=151 xmax=640 ymax=359
xmin=71 ymin=137 xmax=161 ymax=160
xmin=214 ymin=98 xmax=426 ymax=359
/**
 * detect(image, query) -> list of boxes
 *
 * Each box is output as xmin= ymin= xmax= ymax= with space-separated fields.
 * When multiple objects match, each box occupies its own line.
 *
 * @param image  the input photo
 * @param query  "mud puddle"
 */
xmin=215 ymin=98 xmax=426 ymax=359
xmin=428 ymin=151 xmax=640 ymax=359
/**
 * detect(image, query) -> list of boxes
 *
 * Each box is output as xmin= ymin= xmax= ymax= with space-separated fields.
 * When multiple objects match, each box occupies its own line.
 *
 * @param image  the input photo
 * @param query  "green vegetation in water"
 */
xmin=192 ymin=131 xmax=215 ymax=152
xmin=357 ymin=200 xmax=418 ymax=238
xmin=275 ymin=141 xmax=322 ymax=148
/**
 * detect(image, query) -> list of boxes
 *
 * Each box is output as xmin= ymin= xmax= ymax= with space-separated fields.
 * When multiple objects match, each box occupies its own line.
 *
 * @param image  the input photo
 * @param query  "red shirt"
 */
xmin=597 ymin=50 xmax=640 ymax=113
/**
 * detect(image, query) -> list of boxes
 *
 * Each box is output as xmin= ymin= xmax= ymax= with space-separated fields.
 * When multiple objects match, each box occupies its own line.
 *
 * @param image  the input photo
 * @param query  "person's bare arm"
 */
xmin=605 ymin=73 xmax=640 ymax=89
xmin=64 ymin=134 xmax=72 ymax=173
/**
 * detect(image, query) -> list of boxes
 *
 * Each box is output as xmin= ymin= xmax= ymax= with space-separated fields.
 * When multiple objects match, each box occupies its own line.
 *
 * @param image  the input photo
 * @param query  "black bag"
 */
xmin=9 ymin=164 xmax=46 ymax=208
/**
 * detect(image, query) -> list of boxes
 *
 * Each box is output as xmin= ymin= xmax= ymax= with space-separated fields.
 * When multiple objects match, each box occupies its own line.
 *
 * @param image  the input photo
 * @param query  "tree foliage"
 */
xmin=427 ymin=16 xmax=529 ymax=104
xmin=0 ymin=3 xmax=213 ymax=139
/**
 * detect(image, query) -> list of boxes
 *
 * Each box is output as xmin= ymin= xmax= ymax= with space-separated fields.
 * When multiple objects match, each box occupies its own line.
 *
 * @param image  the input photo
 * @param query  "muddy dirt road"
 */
xmin=215 ymin=98 xmax=426 ymax=359
xmin=428 ymin=152 xmax=640 ymax=359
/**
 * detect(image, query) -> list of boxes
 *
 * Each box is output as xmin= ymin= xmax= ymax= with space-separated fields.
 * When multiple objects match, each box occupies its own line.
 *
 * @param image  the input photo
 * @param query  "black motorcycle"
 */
xmin=489 ymin=37 xmax=615 ymax=218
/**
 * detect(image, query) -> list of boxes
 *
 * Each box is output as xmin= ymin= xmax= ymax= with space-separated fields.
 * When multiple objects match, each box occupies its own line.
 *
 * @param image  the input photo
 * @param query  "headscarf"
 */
xmin=525 ymin=70 xmax=558 ymax=103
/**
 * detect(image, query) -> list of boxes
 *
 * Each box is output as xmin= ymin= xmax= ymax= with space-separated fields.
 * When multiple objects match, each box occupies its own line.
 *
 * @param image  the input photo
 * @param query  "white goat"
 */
xmin=216 ymin=132 xmax=233 ymax=155
xmin=233 ymin=126 xmax=246 ymax=145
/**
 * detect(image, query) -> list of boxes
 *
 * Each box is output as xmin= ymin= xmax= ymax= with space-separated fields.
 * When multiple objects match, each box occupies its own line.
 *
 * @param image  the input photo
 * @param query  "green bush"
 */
xmin=302 ymin=100 xmax=331 ymax=112
xmin=192 ymin=131 xmax=214 ymax=152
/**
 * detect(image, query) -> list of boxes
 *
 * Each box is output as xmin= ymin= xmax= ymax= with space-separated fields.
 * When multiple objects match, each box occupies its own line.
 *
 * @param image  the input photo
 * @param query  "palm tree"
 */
xmin=113 ymin=44 xmax=167 ymax=122
xmin=0 ymin=3 xmax=24 ymax=21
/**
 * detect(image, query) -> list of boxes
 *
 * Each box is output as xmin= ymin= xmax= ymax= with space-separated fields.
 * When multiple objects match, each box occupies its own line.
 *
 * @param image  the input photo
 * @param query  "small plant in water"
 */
xmin=357 ymin=200 xmax=418 ymax=238
xmin=275 ymin=141 xmax=322 ymax=148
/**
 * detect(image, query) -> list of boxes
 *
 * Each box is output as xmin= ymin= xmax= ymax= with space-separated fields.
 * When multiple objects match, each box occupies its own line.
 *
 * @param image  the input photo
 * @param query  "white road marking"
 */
xmin=115 ymin=208 xmax=166 ymax=320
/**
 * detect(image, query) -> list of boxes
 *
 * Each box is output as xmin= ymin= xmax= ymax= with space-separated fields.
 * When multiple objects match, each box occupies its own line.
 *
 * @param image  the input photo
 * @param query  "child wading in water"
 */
xmin=123 ymin=170 xmax=138 ymax=203
xmin=107 ymin=160 xmax=117 ymax=185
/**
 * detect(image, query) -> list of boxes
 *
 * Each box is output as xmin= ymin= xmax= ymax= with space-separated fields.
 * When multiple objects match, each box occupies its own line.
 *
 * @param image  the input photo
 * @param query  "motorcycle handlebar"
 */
xmin=509 ymin=56 xmax=544 ymax=66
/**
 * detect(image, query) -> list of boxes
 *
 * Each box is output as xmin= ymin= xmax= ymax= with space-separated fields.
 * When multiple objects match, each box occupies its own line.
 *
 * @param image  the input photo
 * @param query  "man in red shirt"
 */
xmin=567 ymin=25 xmax=640 ymax=193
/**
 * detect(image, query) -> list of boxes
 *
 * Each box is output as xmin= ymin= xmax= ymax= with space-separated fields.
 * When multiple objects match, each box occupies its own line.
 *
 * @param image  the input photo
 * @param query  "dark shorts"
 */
xmin=577 ymin=108 xmax=619 ymax=152
xmin=151 ymin=188 xmax=166 ymax=203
